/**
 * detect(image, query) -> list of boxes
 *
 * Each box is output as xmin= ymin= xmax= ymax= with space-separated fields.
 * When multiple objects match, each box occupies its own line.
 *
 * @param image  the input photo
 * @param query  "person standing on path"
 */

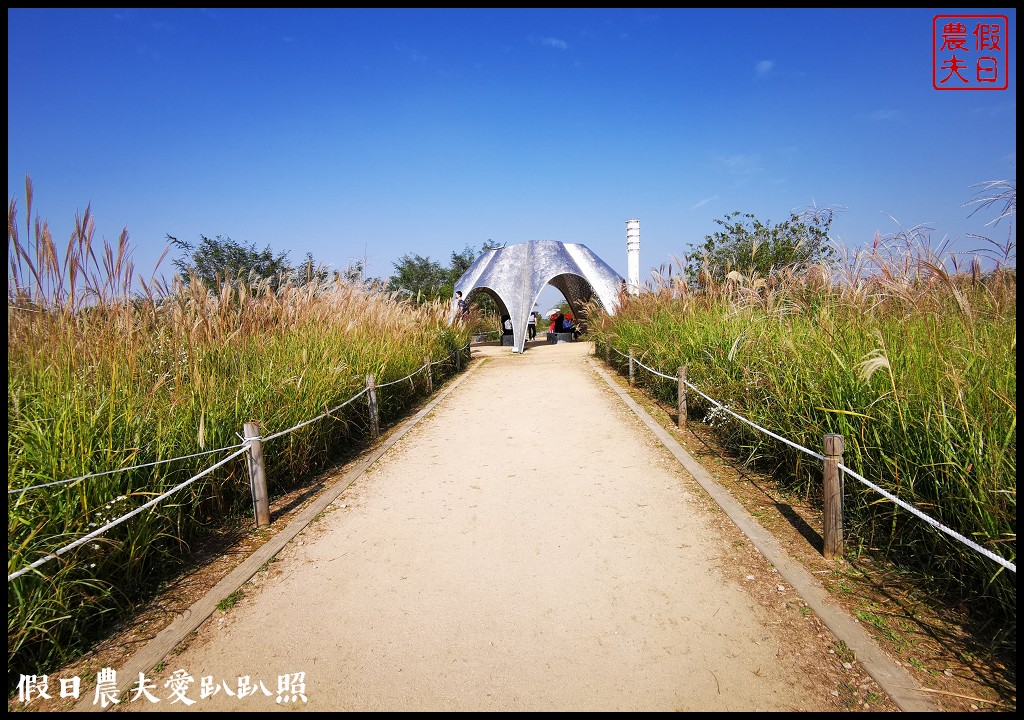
xmin=527 ymin=311 xmax=537 ymax=341
xmin=453 ymin=291 xmax=469 ymax=321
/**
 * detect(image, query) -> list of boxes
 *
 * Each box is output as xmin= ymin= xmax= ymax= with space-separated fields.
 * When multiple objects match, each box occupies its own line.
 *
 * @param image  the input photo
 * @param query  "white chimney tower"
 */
xmin=626 ymin=218 xmax=640 ymax=295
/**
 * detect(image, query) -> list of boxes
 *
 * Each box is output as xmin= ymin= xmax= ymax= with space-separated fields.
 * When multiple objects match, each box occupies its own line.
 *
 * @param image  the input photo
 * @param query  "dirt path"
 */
xmin=123 ymin=341 xmax=851 ymax=712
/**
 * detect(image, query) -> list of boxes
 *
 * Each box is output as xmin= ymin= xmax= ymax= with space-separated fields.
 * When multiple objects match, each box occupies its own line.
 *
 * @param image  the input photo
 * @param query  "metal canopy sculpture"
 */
xmin=451 ymin=240 xmax=625 ymax=353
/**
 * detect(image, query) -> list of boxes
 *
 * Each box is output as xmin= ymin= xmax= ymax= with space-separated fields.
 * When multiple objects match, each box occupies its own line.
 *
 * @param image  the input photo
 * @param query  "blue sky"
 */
xmin=7 ymin=8 xmax=1017 ymax=308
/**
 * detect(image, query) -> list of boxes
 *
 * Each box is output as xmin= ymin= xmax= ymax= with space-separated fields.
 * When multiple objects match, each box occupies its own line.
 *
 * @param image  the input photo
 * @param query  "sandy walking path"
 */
xmin=127 ymin=341 xmax=835 ymax=712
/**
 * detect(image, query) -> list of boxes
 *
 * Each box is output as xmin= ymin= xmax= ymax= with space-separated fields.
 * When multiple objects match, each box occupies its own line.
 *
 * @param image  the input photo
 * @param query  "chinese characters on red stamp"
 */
xmin=934 ymin=15 xmax=1009 ymax=90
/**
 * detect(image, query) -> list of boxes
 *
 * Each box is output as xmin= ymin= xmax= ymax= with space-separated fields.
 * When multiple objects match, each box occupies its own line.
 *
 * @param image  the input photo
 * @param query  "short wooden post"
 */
xmin=628 ymin=348 xmax=635 ymax=386
xmin=677 ymin=366 xmax=687 ymax=429
xmin=604 ymin=342 xmax=611 ymax=365
xmin=823 ymin=434 xmax=845 ymax=560
xmin=424 ymin=355 xmax=433 ymax=394
xmin=366 ymin=374 xmax=379 ymax=439
xmin=243 ymin=422 xmax=270 ymax=528
xmin=455 ymin=346 xmax=462 ymax=371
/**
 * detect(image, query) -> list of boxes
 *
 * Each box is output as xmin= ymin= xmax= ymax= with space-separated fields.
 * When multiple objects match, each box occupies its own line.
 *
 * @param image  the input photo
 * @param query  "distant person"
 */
xmin=501 ymin=314 xmax=513 ymax=336
xmin=562 ymin=313 xmax=580 ymax=340
xmin=554 ymin=313 xmax=566 ymax=334
xmin=453 ymin=291 xmax=469 ymax=321
xmin=527 ymin=311 xmax=537 ymax=341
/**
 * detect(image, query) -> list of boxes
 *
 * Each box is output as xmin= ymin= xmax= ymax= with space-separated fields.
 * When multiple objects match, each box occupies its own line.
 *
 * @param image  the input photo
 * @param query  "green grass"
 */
xmin=831 ymin=639 xmax=856 ymax=664
xmin=216 ymin=590 xmax=243 ymax=612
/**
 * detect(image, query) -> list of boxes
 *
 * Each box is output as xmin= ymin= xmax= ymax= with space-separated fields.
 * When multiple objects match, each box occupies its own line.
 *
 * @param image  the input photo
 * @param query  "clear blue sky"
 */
xmin=7 ymin=8 xmax=1017 ymax=309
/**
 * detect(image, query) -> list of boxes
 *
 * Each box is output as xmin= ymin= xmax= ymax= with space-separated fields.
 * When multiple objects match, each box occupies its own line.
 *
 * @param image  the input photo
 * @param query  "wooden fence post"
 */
xmin=455 ymin=346 xmax=462 ymax=371
xmin=367 ymin=374 xmax=379 ymax=439
xmin=424 ymin=355 xmax=433 ymax=394
xmin=604 ymin=342 xmax=611 ymax=365
xmin=243 ymin=422 xmax=270 ymax=528
xmin=628 ymin=348 xmax=635 ymax=386
xmin=677 ymin=366 xmax=687 ymax=429
xmin=823 ymin=434 xmax=845 ymax=560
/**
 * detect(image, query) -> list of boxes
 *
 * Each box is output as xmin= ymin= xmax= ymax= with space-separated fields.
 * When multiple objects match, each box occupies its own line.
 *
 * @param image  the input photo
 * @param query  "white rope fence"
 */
xmin=375 ymin=362 xmax=428 ymax=389
xmin=430 ymin=341 xmax=472 ymax=366
xmin=606 ymin=345 xmax=1015 ymax=574
xmin=623 ymin=349 xmax=826 ymax=461
xmin=8 ymin=341 xmax=472 ymax=581
xmin=7 ymin=444 xmax=247 ymax=496
xmin=8 ymin=446 xmax=250 ymax=581
xmin=260 ymin=388 xmax=369 ymax=443
xmin=837 ymin=463 xmax=1015 ymax=573
xmin=261 ymin=342 xmax=467 ymax=441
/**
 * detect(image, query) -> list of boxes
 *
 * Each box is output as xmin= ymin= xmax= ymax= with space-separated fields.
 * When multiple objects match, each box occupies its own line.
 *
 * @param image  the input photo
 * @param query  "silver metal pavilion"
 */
xmin=450 ymin=240 xmax=625 ymax=353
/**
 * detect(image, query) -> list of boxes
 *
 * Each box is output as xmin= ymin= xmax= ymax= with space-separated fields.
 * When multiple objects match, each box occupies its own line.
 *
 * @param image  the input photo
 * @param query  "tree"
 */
xmin=168 ymin=235 xmax=333 ymax=290
xmin=447 ymin=246 xmax=478 ymax=289
xmin=386 ymin=241 xmax=504 ymax=305
xmin=291 ymin=251 xmax=331 ymax=286
xmin=339 ymin=259 xmax=365 ymax=284
xmin=386 ymin=253 xmax=449 ymax=303
xmin=684 ymin=208 xmax=837 ymax=287
xmin=169 ymin=234 xmax=292 ymax=289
